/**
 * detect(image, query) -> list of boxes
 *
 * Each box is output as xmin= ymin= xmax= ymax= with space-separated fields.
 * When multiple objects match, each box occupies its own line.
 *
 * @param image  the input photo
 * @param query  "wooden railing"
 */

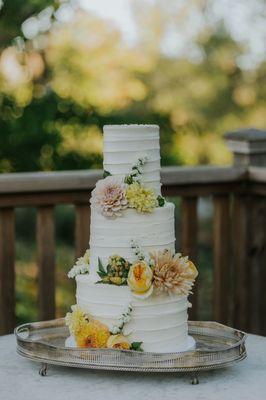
xmin=0 ymin=128 xmax=266 ymax=336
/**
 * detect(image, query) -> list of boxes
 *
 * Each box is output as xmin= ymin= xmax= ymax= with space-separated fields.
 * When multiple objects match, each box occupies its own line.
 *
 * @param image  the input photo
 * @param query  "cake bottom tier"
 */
xmin=68 ymin=275 xmax=194 ymax=353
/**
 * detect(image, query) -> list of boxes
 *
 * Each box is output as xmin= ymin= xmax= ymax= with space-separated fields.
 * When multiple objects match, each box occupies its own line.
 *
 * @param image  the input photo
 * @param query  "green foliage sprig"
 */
xmin=130 ymin=342 xmax=143 ymax=351
xmin=157 ymin=195 xmax=165 ymax=207
xmin=103 ymin=170 xmax=112 ymax=178
xmin=124 ymin=156 xmax=148 ymax=185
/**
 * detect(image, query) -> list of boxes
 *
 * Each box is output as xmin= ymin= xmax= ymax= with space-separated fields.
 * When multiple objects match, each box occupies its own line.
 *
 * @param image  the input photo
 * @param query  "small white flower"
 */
xmin=130 ymin=239 xmax=145 ymax=261
xmin=67 ymin=250 xmax=90 ymax=279
xmin=110 ymin=303 xmax=132 ymax=334
xmin=111 ymin=326 xmax=120 ymax=335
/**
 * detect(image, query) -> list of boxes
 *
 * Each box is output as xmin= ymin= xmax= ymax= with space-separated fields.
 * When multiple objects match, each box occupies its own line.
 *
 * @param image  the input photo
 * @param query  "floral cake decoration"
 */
xmin=90 ymin=156 xmax=165 ymax=219
xmin=67 ymin=244 xmax=198 ymax=300
xmin=95 ymin=241 xmax=198 ymax=299
xmin=68 ymin=250 xmax=90 ymax=279
xmin=65 ymin=243 xmax=198 ymax=350
xmin=65 ymin=304 xmax=143 ymax=351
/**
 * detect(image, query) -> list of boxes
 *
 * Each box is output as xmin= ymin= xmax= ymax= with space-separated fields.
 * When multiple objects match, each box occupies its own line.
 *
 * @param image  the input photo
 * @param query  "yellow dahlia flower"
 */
xmin=125 ymin=183 xmax=157 ymax=213
xmin=127 ymin=261 xmax=153 ymax=297
xmin=66 ymin=305 xmax=110 ymax=348
xmin=75 ymin=319 xmax=110 ymax=348
xmin=65 ymin=305 xmax=87 ymax=336
xmin=107 ymin=334 xmax=131 ymax=350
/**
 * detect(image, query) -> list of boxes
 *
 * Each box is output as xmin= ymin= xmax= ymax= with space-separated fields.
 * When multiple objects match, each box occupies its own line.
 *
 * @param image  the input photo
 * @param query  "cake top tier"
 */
xmin=104 ymin=124 xmax=159 ymax=129
xmin=103 ymin=124 xmax=161 ymax=194
xmin=103 ymin=124 xmax=159 ymax=141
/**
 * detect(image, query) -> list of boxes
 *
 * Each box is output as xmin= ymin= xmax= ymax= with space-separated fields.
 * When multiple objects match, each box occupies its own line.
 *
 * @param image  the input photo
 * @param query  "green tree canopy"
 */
xmin=0 ymin=0 xmax=265 ymax=172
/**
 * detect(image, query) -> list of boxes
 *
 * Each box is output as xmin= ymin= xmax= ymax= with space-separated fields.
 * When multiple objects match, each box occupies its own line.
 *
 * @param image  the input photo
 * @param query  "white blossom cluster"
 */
xmin=131 ymin=240 xmax=155 ymax=269
xmin=67 ymin=249 xmax=90 ymax=279
xmin=130 ymin=239 xmax=145 ymax=261
xmin=110 ymin=303 xmax=133 ymax=334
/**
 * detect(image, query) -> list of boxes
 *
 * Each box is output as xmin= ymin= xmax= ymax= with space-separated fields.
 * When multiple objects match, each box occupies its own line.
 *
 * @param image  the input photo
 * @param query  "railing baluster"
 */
xmin=75 ymin=204 xmax=91 ymax=258
xmin=37 ymin=206 xmax=55 ymax=321
xmin=232 ymin=194 xmax=249 ymax=332
xmin=180 ymin=196 xmax=198 ymax=320
xmin=0 ymin=208 xmax=15 ymax=334
xmin=248 ymin=195 xmax=266 ymax=335
xmin=213 ymin=195 xmax=231 ymax=324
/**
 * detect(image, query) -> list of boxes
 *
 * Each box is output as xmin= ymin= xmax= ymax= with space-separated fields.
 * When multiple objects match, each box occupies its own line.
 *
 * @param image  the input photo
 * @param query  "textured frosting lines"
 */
xmin=89 ymin=202 xmax=176 ymax=280
xmin=76 ymin=277 xmax=189 ymax=352
xmin=103 ymin=125 xmax=161 ymax=194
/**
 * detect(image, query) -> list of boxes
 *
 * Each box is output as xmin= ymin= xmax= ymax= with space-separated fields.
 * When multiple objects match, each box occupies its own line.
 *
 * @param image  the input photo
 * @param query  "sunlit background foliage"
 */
xmin=0 ymin=0 xmax=265 ymax=322
xmin=1 ymin=0 xmax=265 ymax=173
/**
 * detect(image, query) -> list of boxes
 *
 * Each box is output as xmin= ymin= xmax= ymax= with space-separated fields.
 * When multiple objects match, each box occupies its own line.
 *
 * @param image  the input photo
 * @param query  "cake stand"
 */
xmin=15 ymin=318 xmax=247 ymax=384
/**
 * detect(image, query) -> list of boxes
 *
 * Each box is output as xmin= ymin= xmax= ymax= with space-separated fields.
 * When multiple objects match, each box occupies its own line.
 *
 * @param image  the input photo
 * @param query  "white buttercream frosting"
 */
xmin=75 ymin=276 xmax=192 ymax=352
xmin=103 ymin=125 xmax=161 ymax=194
xmin=89 ymin=202 xmax=175 ymax=280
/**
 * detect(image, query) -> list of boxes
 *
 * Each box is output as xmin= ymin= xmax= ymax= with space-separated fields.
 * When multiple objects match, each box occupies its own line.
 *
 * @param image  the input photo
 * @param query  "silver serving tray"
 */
xmin=15 ymin=318 xmax=246 ymax=378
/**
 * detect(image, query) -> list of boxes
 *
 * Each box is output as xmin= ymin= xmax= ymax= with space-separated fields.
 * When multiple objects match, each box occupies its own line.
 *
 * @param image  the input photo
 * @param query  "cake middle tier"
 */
xmin=89 ymin=202 xmax=176 ymax=280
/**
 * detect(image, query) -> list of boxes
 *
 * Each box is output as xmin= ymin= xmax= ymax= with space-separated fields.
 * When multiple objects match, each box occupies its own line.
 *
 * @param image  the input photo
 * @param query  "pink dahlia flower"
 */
xmin=90 ymin=176 xmax=128 ymax=218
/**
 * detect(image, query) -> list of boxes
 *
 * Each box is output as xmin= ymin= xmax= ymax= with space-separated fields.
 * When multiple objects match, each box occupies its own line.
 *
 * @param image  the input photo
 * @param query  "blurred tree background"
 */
xmin=0 ymin=0 xmax=265 ymax=323
xmin=1 ymin=0 xmax=265 ymax=172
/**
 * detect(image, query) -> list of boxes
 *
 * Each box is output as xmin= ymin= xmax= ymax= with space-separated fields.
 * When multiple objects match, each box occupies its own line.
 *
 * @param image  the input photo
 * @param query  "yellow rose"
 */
xmin=127 ymin=261 xmax=153 ymax=295
xmin=107 ymin=334 xmax=131 ymax=350
xmin=186 ymin=261 xmax=198 ymax=280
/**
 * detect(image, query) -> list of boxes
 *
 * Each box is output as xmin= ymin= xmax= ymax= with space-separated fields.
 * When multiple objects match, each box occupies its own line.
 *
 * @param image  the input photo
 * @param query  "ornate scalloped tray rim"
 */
xmin=15 ymin=319 xmax=247 ymax=373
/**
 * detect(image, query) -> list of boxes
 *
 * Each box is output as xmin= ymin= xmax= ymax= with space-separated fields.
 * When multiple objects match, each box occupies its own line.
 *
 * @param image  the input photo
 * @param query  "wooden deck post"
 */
xmin=181 ymin=196 xmax=198 ymax=320
xmin=213 ymin=195 xmax=231 ymax=325
xmin=75 ymin=203 xmax=91 ymax=259
xmin=224 ymin=128 xmax=266 ymax=334
xmin=37 ymin=206 xmax=55 ymax=321
xmin=0 ymin=208 xmax=15 ymax=334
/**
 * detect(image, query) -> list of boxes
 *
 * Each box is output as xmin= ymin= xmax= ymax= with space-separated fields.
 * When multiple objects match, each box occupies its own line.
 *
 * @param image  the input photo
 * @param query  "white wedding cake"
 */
xmin=66 ymin=125 xmax=198 ymax=353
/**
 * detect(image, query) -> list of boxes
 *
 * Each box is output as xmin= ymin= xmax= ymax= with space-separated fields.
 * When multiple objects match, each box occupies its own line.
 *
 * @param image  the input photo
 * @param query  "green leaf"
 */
xmin=98 ymin=258 xmax=107 ymax=275
xmin=122 ymin=269 xmax=129 ymax=278
xmin=131 ymin=342 xmax=143 ymax=351
xmin=103 ymin=170 xmax=112 ymax=178
xmin=157 ymin=195 xmax=165 ymax=207
xmin=96 ymin=275 xmax=111 ymax=284
xmin=124 ymin=175 xmax=134 ymax=185
xmin=106 ymin=264 xmax=112 ymax=275
xmin=97 ymin=271 xmax=107 ymax=278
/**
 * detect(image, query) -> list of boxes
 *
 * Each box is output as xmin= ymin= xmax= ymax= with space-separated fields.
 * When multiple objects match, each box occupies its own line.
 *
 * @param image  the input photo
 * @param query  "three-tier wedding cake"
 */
xmin=66 ymin=125 xmax=198 ymax=353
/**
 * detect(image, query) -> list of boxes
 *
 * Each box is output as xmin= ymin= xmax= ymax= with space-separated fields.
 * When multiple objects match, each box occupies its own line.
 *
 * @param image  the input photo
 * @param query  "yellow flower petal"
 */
xmin=131 ymin=284 xmax=153 ymax=299
xmin=127 ymin=261 xmax=153 ymax=294
xmin=187 ymin=261 xmax=198 ymax=279
xmin=75 ymin=319 xmax=110 ymax=348
xmin=107 ymin=334 xmax=131 ymax=350
xmin=126 ymin=182 xmax=157 ymax=213
xmin=109 ymin=276 xmax=123 ymax=285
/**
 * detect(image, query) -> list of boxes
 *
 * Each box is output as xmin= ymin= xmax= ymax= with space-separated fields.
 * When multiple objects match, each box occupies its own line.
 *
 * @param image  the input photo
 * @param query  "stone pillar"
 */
xmin=224 ymin=128 xmax=266 ymax=167
xmin=224 ymin=128 xmax=266 ymax=335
